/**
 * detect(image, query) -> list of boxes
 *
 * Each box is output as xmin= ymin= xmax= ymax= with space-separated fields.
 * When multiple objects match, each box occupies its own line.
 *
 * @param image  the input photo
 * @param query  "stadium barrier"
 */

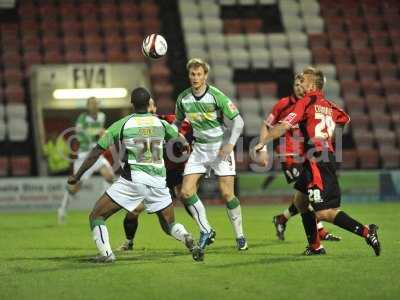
xmin=0 ymin=170 xmax=398 ymax=211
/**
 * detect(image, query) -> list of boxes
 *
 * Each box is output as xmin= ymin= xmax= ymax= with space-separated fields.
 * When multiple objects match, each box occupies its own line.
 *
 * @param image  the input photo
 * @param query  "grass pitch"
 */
xmin=0 ymin=203 xmax=399 ymax=300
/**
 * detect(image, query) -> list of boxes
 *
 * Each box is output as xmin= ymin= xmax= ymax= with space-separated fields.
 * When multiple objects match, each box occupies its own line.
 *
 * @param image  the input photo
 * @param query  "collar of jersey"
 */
xmin=134 ymin=112 xmax=152 ymax=115
xmin=191 ymin=85 xmax=209 ymax=101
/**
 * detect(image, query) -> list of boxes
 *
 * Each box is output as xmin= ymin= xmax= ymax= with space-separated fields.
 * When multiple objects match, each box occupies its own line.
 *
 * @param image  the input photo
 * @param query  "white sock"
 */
xmin=92 ymin=224 xmax=113 ymax=257
xmin=170 ymin=223 xmax=189 ymax=242
xmin=59 ymin=190 xmax=70 ymax=213
xmin=186 ymin=194 xmax=212 ymax=233
xmin=226 ymin=197 xmax=244 ymax=238
xmin=283 ymin=208 xmax=291 ymax=220
xmin=317 ymin=221 xmax=324 ymax=230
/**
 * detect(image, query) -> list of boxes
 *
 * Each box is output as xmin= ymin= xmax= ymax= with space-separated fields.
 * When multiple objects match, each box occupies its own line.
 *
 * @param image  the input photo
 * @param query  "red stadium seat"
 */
xmin=312 ymin=47 xmax=332 ymax=64
xmin=348 ymin=31 xmax=369 ymax=50
xmin=377 ymin=62 xmax=398 ymax=80
xmin=83 ymin=34 xmax=103 ymax=50
xmin=100 ymin=3 xmax=118 ymax=19
xmin=106 ymin=46 xmax=127 ymax=62
xmin=370 ymin=112 xmax=391 ymax=130
xmin=10 ymin=156 xmax=31 ymax=176
xmin=224 ymin=19 xmax=243 ymax=34
xmin=141 ymin=2 xmax=160 ymax=18
xmin=84 ymin=49 xmax=106 ymax=63
xmin=336 ymin=63 xmax=357 ymax=81
xmin=361 ymin=79 xmax=382 ymax=96
xmin=345 ymin=96 xmax=365 ymax=113
xmin=119 ymin=2 xmax=140 ymax=18
xmin=332 ymin=48 xmax=353 ymax=64
xmin=59 ymin=3 xmax=78 ymax=18
xmin=373 ymin=47 xmax=394 ymax=63
xmin=344 ymin=17 xmax=365 ymax=32
xmin=325 ymin=16 xmax=345 ymax=33
xmin=61 ymin=20 xmax=82 ymax=35
xmin=387 ymin=94 xmax=400 ymax=112
xmin=328 ymin=31 xmax=348 ymax=49
xmin=126 ymin=47 xmax=145 ymax=62
xmin=65 ymin=49 xmax=84 ymax=63
xmin=4 ymin=84 xmax=24 ymax=102
xmin=353 ymin=129 xmax=375 ymax=149
xmin=43 ymin=50 xmax=64 ymax=64
xmin=350 ymin=112 xmax=370 ymax=131
xmin=0 ymin=156 xmax=8 ymax=176
xmin=236 ymin=83 xmax=257 ymax=99
xmin=340 ymin=149 xmax=358 ymax=169
xmin=365 ymin=95 xmax=387 ymax=113
xmin=369 ymin=31 xmax=391 ymax=47
xmin=365 ymin=15 xmax=386 ymax=32
xmin=23 ymin=50 xmax=43 ymax=66
xmin=374 ymin=129 xmax=396 ymax=149
xmin=353 ymin=49 xmax=374 ymax=65
xmin=122 ymin=20 xmax=142 ymax=35
xmin=3 ymin=67 xmax=23 ymax=83
xmin=309 ymin=33 xmax=329 ymax=49
xmin=243 ymin=19 xmax=263 ymax=33
xmin=382 ymin=79 xmax=400 ymax=95
xmin=149 ymin=63 xmax=171 ymax=82
xmin=152 ymin=83 xmax=174 ymax=99
xmin=341 ymin=79 xmax=361 ymax=97
xmin=257 ymin=82 xmax=278 ymax=97
xmin=357 ymin=149 xmax=380 ymax=169
xmin=79 ymin=2 xmax=98 ymax=17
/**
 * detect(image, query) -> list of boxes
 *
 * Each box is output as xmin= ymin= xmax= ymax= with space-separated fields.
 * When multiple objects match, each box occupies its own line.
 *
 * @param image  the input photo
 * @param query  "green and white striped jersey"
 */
xmin=97 ymin=113 xmax=179 ymax=188
xmin=175 ymin=85 xmax=239 ymax=144
xmin=75 ymin=112 xmax=106 ymax=153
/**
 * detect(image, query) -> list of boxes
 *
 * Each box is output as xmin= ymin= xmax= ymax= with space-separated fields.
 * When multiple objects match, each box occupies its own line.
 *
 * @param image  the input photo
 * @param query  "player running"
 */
xmin=254 ymin=67 xmax=381 ymax=256
xmin=174 ymin=58 xmax=247 ymax=258
xmin=118 ymin=108 xmax=197 ymax=251
xmin=58 ymin=97 xmax=115 ymax=224
xmin=67 ymin=87 xmax=202 ymax=262
xmin=264 ymin=74 xmax=341 ymax=242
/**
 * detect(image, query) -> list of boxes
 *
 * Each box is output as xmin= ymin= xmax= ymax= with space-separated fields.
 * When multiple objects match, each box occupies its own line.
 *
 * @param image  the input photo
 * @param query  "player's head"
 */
xmin=299 ymin=66 xmax=325 ymax=93
xmin=86 ymin=97 xmax=99 ymax=114
xmin=186 ymin=58 xmax=210 ymax=90
xmin=131 ymin=87 xmax=153 ymax=113
xmin=293 ymin=73 xmax=305 ymax=98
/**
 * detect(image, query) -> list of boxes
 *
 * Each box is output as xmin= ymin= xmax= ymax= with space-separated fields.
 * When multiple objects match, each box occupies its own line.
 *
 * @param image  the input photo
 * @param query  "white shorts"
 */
xmin=106 ymin=177 xmax=172 ymax=213
xmin=74 ymin=152 xmax=113 ymax=181
xmin=184 ymin=143 xmax=236 ymax=176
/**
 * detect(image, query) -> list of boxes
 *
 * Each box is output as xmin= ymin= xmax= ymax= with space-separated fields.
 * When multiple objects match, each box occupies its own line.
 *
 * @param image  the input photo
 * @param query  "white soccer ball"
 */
xmin=142 ymin=34 xmax=168 ymax=59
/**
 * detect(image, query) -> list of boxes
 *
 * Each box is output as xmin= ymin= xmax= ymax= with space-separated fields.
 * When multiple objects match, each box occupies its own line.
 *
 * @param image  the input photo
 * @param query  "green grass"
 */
xmin=0 ymin=203 xmax=399 ymax=300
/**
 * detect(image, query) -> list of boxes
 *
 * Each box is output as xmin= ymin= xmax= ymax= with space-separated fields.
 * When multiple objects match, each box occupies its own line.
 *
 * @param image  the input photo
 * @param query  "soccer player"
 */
xmin=173 ymin=58 xmax=247 ymax=256
xmin=118 ymin=108 xmax=197 ymax=251
xmin=254 ymin=67 xmax=381 ymax=256
xmin=265 ymin=74 xmax=341 ymax=242
xmin=67 ymin=87 xmax=202 ymax=262
xmin=58 ymin=97 xmax=115 ymax=224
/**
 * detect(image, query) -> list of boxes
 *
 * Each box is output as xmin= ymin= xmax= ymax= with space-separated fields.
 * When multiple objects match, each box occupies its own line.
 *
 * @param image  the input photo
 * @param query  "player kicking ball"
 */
xmin=58 ymin=97 xmax=115 ymax=224
xmin=262 ymin=74 xmax=341 ymax=242
xmin=172 ymin=58 xmax=247 ymax=259
xmin=254 ymin=67 xmax=381 ymax=256
xmin=67 ymin=87 xmax=202 ymax=262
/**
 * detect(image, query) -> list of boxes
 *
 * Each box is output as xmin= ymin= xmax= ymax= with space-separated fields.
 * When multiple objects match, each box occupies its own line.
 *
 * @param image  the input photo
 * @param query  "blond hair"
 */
xmin=186 ymin=58 xmax=210 ymax=74
xmin=302 ymin=66 xmax=325 ymax=90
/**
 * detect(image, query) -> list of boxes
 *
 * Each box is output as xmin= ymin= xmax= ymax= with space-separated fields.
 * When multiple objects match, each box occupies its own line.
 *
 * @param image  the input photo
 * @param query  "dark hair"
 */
xmin=131 ymin=87 xmax=151 ymax=112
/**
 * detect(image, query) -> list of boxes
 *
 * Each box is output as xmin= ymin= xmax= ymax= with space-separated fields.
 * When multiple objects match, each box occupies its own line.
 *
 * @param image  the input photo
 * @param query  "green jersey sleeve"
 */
xmin=97 ymin=115 xmax=131 ymax=149
xmin=161 ymin=119 xmax=179 ymax=140
xmin=175 ymin=98 xmax=185 ymax=122
xmin=214 ymin=89 xmax=240 ymax=120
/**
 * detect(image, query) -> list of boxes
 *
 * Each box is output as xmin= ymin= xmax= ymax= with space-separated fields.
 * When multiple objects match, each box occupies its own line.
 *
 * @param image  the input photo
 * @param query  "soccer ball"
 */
xmin=142 ymin=34 xmax=168 ymax=59
xmin=250 ymin=145 xmax=269 ymax=167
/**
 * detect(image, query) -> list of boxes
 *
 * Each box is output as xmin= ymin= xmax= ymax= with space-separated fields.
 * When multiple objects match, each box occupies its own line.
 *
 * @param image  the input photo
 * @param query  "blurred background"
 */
xmin=0 ymin=0 xmax=399 ymax=210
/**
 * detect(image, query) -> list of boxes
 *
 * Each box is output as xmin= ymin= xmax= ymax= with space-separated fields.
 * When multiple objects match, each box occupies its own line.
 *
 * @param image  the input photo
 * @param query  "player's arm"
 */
xmin=255 ymin=97 xmax=308 ymax=151
xmin=173 ymin=95 xmax=185 ymax=129
xmin=68 ymin=145 xmax=104 ymax=184
xmin=162 ymin=119 xmax=189 ymax=151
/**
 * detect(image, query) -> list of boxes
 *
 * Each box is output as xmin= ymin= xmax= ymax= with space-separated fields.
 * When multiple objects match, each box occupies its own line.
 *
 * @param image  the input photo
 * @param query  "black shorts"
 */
xmin=282 ymin=162 xmax=303 ymax=184
xmin=166 ymin=169 xmax=184 ymax=197
xmin=294 ymin=152 xmax=341 ymax=211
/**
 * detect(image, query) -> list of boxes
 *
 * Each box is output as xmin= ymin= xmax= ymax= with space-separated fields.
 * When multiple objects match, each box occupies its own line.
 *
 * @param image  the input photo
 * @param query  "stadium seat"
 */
xmin=350 ymin=112 xmax=370 ymax=131
xmin=249 ymin=48 xmax=270 ymax=68
xmin=0 ymin=119 xmax=6 ymax=142
xmin=382 ymin=79 xmax=400 ymax=95
xmin=345 ymin=96 xmax=365 ymax=113
xmin=353 ymin=130 xmax=375 ymax=150
xmin=358 ymin=149 xmax=380 ymax=169
xmin=237 ymin=83 xmax=257 ymax=99
xmin=10 ymin=156 xmax=31 ymax=176
xmin=7 ymin=119 xmax=28 ymax=142
xmin=374 ymin=128 xmax=396 ymax=149
xmin=243 ymin=115 xmax=263 ymax=136
xmin=332 ymin=48 xmax=353 ymax=64
xmin=370 ymin=112 xmax=391 ymax=130
xmin=258 ymin=82 xmax=278 ymax=98
xmin=287 ymin=32 xmax=307 ymax=49
xmin=377 ymin=62 xmax=398 ymax=80
xmin=341 ymin=79 xmax=361 ymax=97
xmin=239 ymin=98 xmax=261 ymax=115
xmin=336 ymin=63 xmax=357 ymax=81
xmin=386 ymin=94 xmax=400 ymax=112
xmin=229 ymin=48 xmax=250 ymax=69
xmin=340 ymin=149 xmax=358 ymax=169
xmin=4 ymin=84 xmax=25 ymax=102
xmin=0 ymin=156 xmax=8 ymax=176
xmin=317 ymin=64 xmax=336 ymax=80
xmin=365 ymin=96 xmax=387 ymax=113
xmin=379 ymin=147 xmax=400 ymax=169
xmin=271 ymin=48 xmax=291 ymax=68
xmin=361 ymin=79 xmax=382 ymax=96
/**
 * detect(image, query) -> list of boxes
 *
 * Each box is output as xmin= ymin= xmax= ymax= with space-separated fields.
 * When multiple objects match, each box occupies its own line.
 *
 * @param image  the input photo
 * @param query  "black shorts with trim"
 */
xmin=294 ymin=152 xmax=341 ymax=211
xmin=282 ymin=162 xmax=303 ymax=184
xmin=166 ymin=169 xmax=184 ymax=197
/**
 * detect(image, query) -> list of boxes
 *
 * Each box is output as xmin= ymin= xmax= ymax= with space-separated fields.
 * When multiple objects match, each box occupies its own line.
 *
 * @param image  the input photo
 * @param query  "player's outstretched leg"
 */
xmin=219 ymin=176 xmax=247 ymax=250
xmin=317 ymin=221 xmax=341 ymax=241
xmin=318 ymin=209 xmax=380 ymax=256
xmin=89 ymin=193 xmax=122 ymax=263
xmin=118 ymin=203 xmax=145 ymax=251
xmin=156 ymin=204 xmax=202 ymax=262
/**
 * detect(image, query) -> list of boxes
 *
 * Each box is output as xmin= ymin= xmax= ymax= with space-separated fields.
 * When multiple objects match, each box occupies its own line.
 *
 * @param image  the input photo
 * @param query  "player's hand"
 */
xmin=67 ymin=175 xmax=79 ymax=186
xmin=218 ymin=143 xmax=234 ymax=160
xmin=254 ymin=143 xmax=266 ymax=152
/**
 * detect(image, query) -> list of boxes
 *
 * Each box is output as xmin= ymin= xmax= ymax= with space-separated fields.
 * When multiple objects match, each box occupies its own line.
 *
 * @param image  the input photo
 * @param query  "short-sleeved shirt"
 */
xmin=75 ymin=112 xmax=106 ymax=153
xmin=264 ymin=95 xmax=304 ymax=159
xmin=282 ymin=91 xmax=350 ymax=153
xmin=97 ymin=113 xmax=179 ymax=188
xmin=175 ymin=85 xmax=239 ymax=145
